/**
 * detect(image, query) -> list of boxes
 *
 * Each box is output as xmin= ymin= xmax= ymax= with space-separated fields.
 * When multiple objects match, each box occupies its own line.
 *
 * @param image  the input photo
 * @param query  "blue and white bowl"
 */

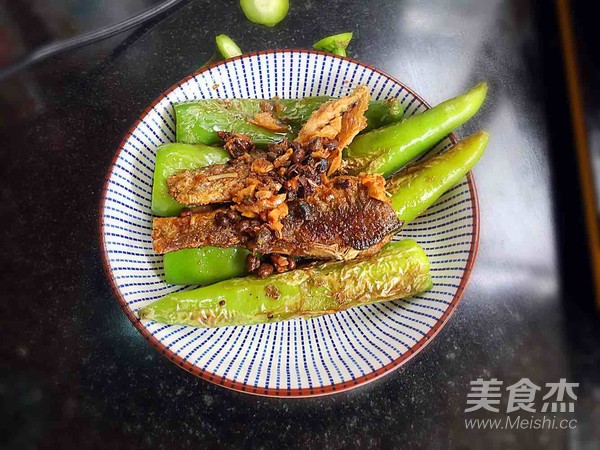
xmin=100 ymin=50 xmax=479 ymax=397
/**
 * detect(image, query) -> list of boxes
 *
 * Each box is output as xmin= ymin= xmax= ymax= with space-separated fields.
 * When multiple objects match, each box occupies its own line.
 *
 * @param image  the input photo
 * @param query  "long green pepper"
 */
xmin=139 ymin=239 xmax=432 ymax=328
xmin=163 ymin=247 xmax=250 ymax=286
xmin=389 ymin=131 xmax=489 ymax=223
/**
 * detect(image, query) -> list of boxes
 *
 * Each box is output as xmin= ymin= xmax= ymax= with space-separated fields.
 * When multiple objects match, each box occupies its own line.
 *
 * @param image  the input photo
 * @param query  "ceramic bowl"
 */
xmin=100 ymin=50 xmax=479 ymax=397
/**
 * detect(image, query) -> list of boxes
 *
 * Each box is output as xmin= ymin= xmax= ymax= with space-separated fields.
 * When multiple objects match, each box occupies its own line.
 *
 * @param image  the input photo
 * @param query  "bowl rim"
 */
xmin=98 ymin=49 xmax=480 ymax=398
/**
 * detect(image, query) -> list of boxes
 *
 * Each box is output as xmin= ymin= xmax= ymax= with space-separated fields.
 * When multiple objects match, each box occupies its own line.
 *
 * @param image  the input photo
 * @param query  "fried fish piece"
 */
xmin=295 ymin=85 xmax=370 ymax=175
xmin=167 ymin=158 xmax=250 ymax=206
xmin=153 ymin=176 xmax=402 ymax=260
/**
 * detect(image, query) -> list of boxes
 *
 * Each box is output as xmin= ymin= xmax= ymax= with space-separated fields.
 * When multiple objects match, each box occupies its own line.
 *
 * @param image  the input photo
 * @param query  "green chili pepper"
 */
xmin=175 ymin=97 xmax=404 ymax=145
xmin=388 ymin=131 xmax=489 ymax=223
xmin=151 ymin=143 xmax=229 ymax=217
xmin=164 ymin=247 xmax=250 ymax=285
xmin=139 ymin=239 xmax=432 ymax=328
xmin=345 ymin=82 xmax=488 ymax=177
xmin=240 ymin=0 xmax=289 ymax=27
xmin=215 ymin=34 xmax=242 ymax=59
xmin=175 ymin=100 xmax=286 ymax=146
xmin=313 ymin=32 xmax=353 ymax=57
xmin=200 ymin=35 xmax=243 ymax=70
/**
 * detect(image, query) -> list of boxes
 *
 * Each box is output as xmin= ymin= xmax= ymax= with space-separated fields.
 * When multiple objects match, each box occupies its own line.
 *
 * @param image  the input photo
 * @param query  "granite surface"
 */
xmin=1 ymin=0 xmax=599 ymax=448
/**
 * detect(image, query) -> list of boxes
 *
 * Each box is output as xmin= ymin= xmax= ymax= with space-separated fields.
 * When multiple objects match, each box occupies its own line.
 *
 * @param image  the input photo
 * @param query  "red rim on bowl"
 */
xmin=98 ymin=49 xmax=480 ymax=397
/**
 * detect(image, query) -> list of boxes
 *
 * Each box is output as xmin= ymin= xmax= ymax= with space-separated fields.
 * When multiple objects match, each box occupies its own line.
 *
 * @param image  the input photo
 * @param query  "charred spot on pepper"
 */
xmin=264 ymin=284 xmax=281 ymax=300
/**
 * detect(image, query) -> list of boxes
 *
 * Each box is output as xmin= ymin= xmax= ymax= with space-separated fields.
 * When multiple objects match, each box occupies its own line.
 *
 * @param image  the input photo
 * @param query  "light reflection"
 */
xmin=380 ymin=0 xmax=503 ymax=101
xmin=476 ymin=99 xmax=558 ymax=270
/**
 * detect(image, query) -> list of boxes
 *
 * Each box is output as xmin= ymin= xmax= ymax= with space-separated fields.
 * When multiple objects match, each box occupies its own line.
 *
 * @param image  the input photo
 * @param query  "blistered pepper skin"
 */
xmin=138 ymin=240 xmax=432 ymax=328
xmin=388 ymin=131 xmax=489 ymax=224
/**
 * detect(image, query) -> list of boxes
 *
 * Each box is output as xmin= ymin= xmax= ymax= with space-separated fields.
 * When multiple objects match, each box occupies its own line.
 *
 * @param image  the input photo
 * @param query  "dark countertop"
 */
xmin=1 ymin=1 xmax=599 ymax=448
